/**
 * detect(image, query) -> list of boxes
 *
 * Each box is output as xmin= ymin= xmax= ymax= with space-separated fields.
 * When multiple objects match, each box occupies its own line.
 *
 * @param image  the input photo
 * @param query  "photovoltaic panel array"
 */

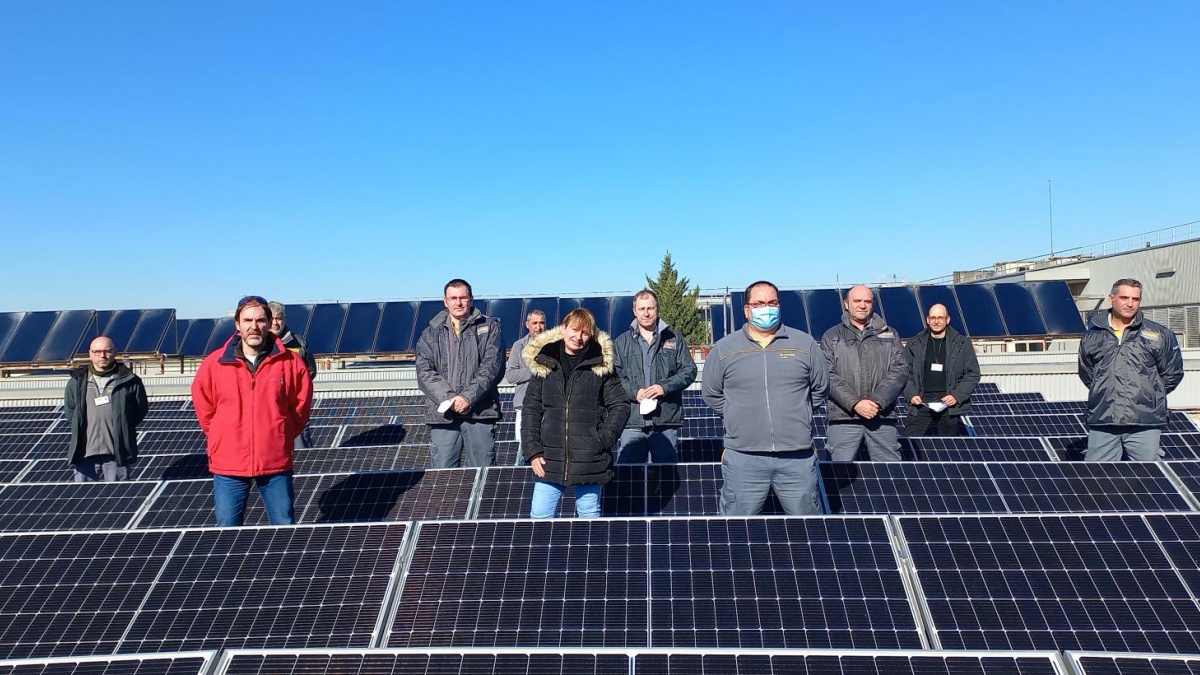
xmin=633 ymin=652 xmax=1063 ymax=674
xmin=0 ymin=482 xmax=158 ymax=532
xmin=475 ymin=466 xmax=647 ymax=518
xmin=822 ymin=462 xmax=1006 ymax=515
xmin=967 ymin=415 xmax=1086 ymax=437
xmin=0 ymin=653 xmax=214 ymax=675
xmin=650 ymin=517 xmax=922 ymax=649
xmin=899 ymin=514 xmax=1200 ymax=653
xmin=901 ymin=436 xmax=1052 ymax=462
xmin=1049 ymin=433 xmax=1200 ymax=461
xmin=116 ymin=524 xmax=407 ymax=653
xmin=138 ymin=431 xmax=205 ymax=455
xmin=1069 ymin=651 xmax=1200 ymax=675
xmin=220 ymin=650 xmax=631 ymax=675
xmin=1143 ymin=513 xmax=1200 ymax=610
xmin=989 ymin=462 xmax=1192 ymax=513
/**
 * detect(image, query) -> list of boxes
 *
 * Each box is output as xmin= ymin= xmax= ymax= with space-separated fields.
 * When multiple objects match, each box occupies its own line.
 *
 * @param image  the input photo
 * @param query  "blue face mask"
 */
xmin=750 ymin=306 xmax=780 ymax=330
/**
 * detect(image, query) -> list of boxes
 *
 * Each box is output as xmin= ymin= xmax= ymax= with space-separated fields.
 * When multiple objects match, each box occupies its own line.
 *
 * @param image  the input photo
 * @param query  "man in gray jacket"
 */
xmin=821 ymin=285 xmax=907 ymax=461
xmin=612 ymin=289 xmax=697 ymax=464
xmin=1079 ymin=278 xmax=1184 ymax=460
xmin=415 ymin=279 xmax=505 ymax=468
xmin=702 ymin=281 xmax=828 ymax=515
xmin=504 ymin=308 xmax=546 ymax=459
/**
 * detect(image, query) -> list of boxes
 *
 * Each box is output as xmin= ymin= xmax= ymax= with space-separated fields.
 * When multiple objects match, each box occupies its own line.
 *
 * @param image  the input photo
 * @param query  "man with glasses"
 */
xmin=192 ymin=296 xmax=313 ymax=526
xmin=821 ymin=284 xmax=907 ymax=461
xmin=415 ymin=279 xmax=505 ymax=468
xmin=903 ymin=304 xmax=980 ymax=436
xmin=702 ymin=281 xmax=828 ymax=515
xmin=63 ymin=336 xmax=149 ymax=481
xmin=1079 ymin=278 xmax=1184 ymax=460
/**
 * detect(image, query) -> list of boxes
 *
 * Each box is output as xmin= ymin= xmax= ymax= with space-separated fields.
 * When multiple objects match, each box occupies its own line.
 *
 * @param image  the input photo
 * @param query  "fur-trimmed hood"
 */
xmin=522 ymin=327 xmax=616 ymax=378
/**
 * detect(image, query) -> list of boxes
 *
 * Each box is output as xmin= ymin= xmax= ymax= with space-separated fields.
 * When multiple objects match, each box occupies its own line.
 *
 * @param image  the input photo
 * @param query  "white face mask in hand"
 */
xmin=640 ymin=398 xmax=658 ymax=415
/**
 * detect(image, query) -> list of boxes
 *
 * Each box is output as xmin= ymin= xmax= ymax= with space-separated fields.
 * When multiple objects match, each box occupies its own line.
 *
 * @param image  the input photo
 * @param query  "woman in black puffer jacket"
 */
xmin=521 ymin=308 xmax=630 ymax=518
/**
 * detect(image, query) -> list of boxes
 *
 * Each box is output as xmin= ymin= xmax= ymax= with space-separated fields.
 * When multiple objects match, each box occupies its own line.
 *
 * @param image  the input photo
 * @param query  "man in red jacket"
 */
xmin=192 ymin=296 xmax=313 ymax=526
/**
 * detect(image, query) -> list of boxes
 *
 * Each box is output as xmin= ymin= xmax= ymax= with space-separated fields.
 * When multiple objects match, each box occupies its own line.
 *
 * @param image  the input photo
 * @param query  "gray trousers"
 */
xmin=430 ymin=420 xmax=497 ymax=468
xmin=74 ymin=455 xmax=130 ymax=481
xmin=826 ymin=420 xmax=901 ymax=462
xmin=720 ymin=448 xmax=820 ymax=516
xmin=1086 ymin=426 xmax=1163 ymax=461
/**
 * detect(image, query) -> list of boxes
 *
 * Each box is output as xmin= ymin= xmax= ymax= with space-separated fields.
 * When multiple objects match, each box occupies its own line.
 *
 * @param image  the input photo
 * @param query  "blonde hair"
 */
xmin=561 ymin=308 xmax=596 ymax=336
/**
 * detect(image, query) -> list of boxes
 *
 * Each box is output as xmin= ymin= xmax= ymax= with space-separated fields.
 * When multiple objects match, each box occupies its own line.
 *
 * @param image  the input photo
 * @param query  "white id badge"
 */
xmin=931 ymin=363 xmax=944 ymax=372
xmin=94 ymin=395 xmax=111 ymax=406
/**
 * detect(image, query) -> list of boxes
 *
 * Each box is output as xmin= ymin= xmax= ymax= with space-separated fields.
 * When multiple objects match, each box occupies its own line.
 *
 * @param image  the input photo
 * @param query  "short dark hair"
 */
xmin=1111 ymin=278 xmax=1143 ymax=294
xmin=444 ymin=279 xmax=473 ymax=297
xmin=743 ymin=280 xmax=779 ymax=302
xmin=633 ymin=289 xmax=658 ymax=304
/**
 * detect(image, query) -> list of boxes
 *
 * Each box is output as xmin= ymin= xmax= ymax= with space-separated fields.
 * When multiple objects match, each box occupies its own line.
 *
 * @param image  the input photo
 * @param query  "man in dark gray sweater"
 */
xmin=63 ymin=336 xmax=149 ymax=481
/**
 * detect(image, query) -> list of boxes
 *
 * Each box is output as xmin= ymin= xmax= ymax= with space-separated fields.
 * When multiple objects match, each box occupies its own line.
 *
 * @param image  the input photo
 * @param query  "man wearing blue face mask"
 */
xmin=821 ymin=285 xmax=907 ymax=461
xmin=702 ymin=281 xmax=828 ymax=515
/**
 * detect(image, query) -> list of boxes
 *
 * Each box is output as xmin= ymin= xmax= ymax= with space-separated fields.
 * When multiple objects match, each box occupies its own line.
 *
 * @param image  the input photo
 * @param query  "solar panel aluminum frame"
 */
xmin=214 ymin=647 xmax=1068 ymax=675
xmin=0 ymin=650 xmax=218 ymax=673
xmin=1158 ymin=462 xmax=1200 ymax=512
xmin=1065 ymin=650 xmax=1200 ymax=674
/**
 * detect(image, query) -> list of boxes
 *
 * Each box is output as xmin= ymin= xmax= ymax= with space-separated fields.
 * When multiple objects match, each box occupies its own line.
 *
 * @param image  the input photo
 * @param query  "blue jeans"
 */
xmin=530 ymin=481 xmax=602 ymax=518
xmin=616 ymin=427 xmax=679 ymax=464
xmin=213 ymin=472 xmax=295 ymax=526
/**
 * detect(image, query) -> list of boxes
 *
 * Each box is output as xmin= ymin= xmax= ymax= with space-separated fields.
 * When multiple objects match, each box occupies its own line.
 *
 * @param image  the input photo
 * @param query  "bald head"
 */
xmin=88 ymin=337 xmax=116 ymax=372
xmin=926 ymin=304 xmax=950 ymax=338
xmin=844 ymin=285 xmax=874 ymax=328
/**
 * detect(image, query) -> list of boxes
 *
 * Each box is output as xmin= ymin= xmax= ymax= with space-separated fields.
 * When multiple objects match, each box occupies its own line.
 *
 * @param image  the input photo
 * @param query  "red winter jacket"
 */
xmin=191 ymin=335 xmax=313 ymax=477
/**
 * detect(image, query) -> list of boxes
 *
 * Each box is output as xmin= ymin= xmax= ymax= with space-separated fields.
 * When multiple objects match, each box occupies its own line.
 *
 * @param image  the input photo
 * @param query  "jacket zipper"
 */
xmin=562 ymin=367 xmax=572 ymax=484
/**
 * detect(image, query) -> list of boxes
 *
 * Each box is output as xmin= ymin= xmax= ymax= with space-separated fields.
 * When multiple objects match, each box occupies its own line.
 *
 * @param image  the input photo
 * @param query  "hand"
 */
xmin=643 ymin=384 xmax=665 ymax=399
xmin=451 ymin=395 xmax=471 ymax=414
xmin=635 ymin=387 xmax=648 ymax=402
xmin=910 ymin=395 xmax=923 ymax=406
xmin=531 ymin=456 xmax=546 ymax=478
xmin=853 ymin=399 xmax=880 ymax=419
xmin=940 ymin=394 xmax=958 ymax=407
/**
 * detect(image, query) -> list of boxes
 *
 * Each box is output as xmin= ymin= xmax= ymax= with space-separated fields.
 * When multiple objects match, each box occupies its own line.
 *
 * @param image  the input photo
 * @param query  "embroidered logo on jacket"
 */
xmin=477 ymin=326 xmax=490 ymax=335
xmin=1142 ymin=330 xmax=1160 ymax=341
xmin=663 ymin=340 xmax=678 ymax=350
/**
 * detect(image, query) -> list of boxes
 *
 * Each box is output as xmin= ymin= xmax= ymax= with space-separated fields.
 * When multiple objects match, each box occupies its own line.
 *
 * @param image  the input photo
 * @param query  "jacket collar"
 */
xmin=430 ymin=307 xmax=484 ymax=331
xmin=1089 ymin=310 xmax=1144 ymax=332
xmin=71 ymin=362 xmax=135 ymax=385
xmin=840 ymin=312 xmax=889 ymax=336
xmin=916 ymin=324 xmax=962 ymax=343
xmin=217 ymin=334 xmax=285 ymax=365
xmin=523 ymin=327 xmax=616 ymax=378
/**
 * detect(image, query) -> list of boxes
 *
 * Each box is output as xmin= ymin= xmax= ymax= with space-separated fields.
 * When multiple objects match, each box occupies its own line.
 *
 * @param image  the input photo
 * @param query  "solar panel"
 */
xmin=307 ymin=425 xmax=342 ymax=448
xmin=387 ymin=519 xmax=650 ymax=648
xmin=899 ymin=514 xmax=1200 ymax=652
xmin=0 ymin=420 xmax=57 ymax=435
xmin=966 ymin=414 xmax=1085 ymax=437
xmin=474 ymin=466 xmax=646 ymax=518
xmin=0 ymin=435 xmax=43 ymax=461
xmin=305 ymin=469 xmax=476 ymax=522
xmin=682 ymin=416 xmax=724 ymax=440
xmin=0 ymin=652 xmax=215 ymax=675
xmin=0 ymin=406 xmax=58 ymax=419
xmin=1049 ymin=434 xmax=1200 ymax=461
xmin=651 ymin=517 xmax=923 ymax=648
xmin=0 ymin=482 xmax=157 ymax=532
xmin=220 ymin=650 xmax=631 ymax=675
xmin=12 ymin=460 xmax=73 ymax=484
xmin=1144 ymin=513 xmax=1200 ymax=607
xmin=0 ymin=461 xmax=28 ymax=484
xmin=24 ymin=435 xmax=68 ymax=461
xmin=339 ymin=424 xmax=409 ymax=447
xmin=635 ymin=651 xmax=1063 ymax=674
xmin=292 ymin=446 xmax=403 ymax=474
xmin=138 ymin=430 xmax=206 ymax=455
xmin=0 ymin=529 xmax=178 ymax=658
xmin=902 ymin=436 xmax=1052 ymax=462
xmin=1069 ymin=651 xmax=1200 ymax=675
xmin=822 ymin=462 xmax=1006 ymax=514
xmin=990 ymin=463 xmax=1192 ymax=513
xmin=117 ymin=523 xmax=408 ymax=652
xmin=644 ymin=463 xmax=785 ymax=518
xmin=134 ymin=477 xmax=319 ymax=529
xmin=679 ymin=438 xmax=724 ymax=463
xmin=1166 ymin=413 xmax=1199 ymax=433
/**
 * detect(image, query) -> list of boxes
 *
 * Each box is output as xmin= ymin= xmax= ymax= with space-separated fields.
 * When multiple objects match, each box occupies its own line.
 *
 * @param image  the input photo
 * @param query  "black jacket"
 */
xmin=611 ymin=319 xmax=697 ymax=428
xmin=520 ymin=328 xmax=630 ymax=486
xmin=821 ymin=313 xmax=907 ymax=422
xmin=902 ymin=325 xmax=981 ymax=415
xmin=1079 ymin=311 xmax=1184 ymax=427
xmin=63 ymin=363 xmax=149 ymax=467
xmin=280 ymin=329 xmax=317 ymax=380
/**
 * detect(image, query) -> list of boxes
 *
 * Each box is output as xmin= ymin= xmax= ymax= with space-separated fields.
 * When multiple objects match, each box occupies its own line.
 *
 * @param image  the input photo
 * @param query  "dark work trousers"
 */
xmin=903 ymin=406 xmax=966 ymax=437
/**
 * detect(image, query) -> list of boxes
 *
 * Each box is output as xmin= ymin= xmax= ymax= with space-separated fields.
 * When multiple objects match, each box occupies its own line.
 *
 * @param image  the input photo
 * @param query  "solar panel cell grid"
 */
xmin=901 ymin=436 xmax=1051 ymax=462
xmin=649 ymin=517 xmax=922 ymax=649
xmin=0 ymin=435 xmax=44 ymax=461
xmin=0 ymin=530 xmax=179 ymax=659
xmin=991 ymin=462 xmax=1191 ymax=513
xmin=966 ymin=415 xmax=1086 ymax=437
xmin=634 ymin=653 xmax=1062 ymax=674
xmin=0 ymin=483 xmax=157 ymax=532
xmin=222 ymin=651 xmax=631 ymax=675
xmin=117 ymin=523 xmax=408 ymax=652
xmin=24 ymin=435 xmax=69 ymax=461
xmin=475 ymin=466 xmax=646 ymax=518
xmin=389 ymin=519 xmax=650 ymax=647
xmin=0 ymin=461 xmax=28 ymax=484
xmin=900 ymin=514 xmax=1200 ymax=653
xmin=0 ymin=654 xmax=213 ymax=675
xmin=137 ymin=431 xmax=206 ymax=455
xmin=304 ymin=469 xmax=476 ymax=522
xmin=822 ymin=462 xmax=1007 ymax=515
xmin=0 ymin=420 xmax=57 ymax=435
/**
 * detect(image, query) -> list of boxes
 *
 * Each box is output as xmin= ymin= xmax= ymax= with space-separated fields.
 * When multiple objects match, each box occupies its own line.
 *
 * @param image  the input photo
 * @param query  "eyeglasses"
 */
xmin=747 ymin=301 xmax=780 ymax=309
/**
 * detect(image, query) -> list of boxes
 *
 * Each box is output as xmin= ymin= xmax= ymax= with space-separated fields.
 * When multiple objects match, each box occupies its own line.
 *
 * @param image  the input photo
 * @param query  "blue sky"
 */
xmin=2 ymin=1 xmax=1197 ymax=318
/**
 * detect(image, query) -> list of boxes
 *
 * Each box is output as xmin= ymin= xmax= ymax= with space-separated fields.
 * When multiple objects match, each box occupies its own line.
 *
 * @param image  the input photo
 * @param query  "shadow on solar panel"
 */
xmin=311 ymin=469 xmax=474 ymax=521
xmin=340 ymin=423 xmax=408 ymax=446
